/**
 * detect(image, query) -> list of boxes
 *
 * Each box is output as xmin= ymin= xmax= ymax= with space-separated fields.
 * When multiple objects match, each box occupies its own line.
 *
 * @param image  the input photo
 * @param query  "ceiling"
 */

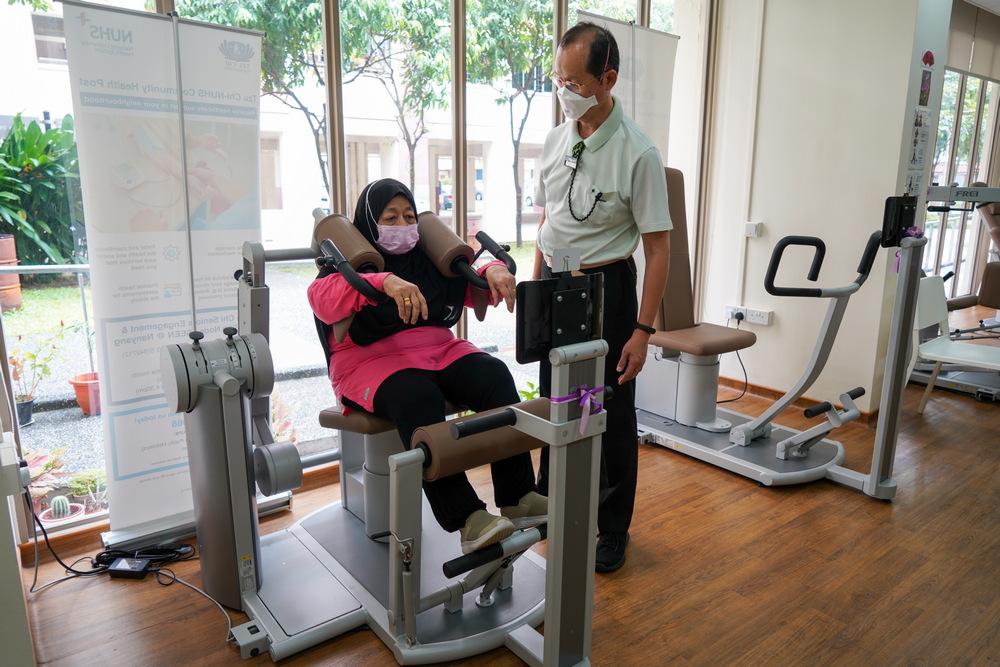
xmin=967 ymin=0 xmax=1000 ymax=17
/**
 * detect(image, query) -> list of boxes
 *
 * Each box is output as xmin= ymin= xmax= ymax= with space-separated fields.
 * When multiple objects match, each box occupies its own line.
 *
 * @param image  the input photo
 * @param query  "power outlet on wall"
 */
xmin=724 ymin=305 xmax=747 ymax=321
xmin=746 ymin=308 xmax=773 ymax=325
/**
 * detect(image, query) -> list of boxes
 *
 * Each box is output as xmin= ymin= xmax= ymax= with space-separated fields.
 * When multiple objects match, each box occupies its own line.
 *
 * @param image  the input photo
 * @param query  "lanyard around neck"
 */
xmin=566 ymin=141 xmax=603 ymax=222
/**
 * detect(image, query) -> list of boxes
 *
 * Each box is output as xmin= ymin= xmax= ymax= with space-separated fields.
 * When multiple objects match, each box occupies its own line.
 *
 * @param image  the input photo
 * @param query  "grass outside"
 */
xmin=2 ymin=283 xmax=93 ymax=336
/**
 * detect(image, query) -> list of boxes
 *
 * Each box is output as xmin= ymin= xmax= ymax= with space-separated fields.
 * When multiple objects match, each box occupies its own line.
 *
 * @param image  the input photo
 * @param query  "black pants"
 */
xmin=537 ymin=258 xmax=639 ymax=535
xmin=345 ymin=353 xmax=536 ymax=532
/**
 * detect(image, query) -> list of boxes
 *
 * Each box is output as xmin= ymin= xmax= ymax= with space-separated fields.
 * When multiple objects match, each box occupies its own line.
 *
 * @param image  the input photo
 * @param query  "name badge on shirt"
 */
xmin=564 ymin=155 xmax=578 ymax=170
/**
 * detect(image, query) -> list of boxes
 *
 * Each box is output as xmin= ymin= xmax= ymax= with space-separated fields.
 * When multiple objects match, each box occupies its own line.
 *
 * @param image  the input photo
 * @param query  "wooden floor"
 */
xmin=21 ymin=311 xmax=1000 ymax=666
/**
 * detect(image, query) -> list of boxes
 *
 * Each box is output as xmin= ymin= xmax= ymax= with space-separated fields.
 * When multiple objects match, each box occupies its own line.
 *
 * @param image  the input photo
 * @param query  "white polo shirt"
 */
xmin=536 ymin=96 xmax=671 ymax=267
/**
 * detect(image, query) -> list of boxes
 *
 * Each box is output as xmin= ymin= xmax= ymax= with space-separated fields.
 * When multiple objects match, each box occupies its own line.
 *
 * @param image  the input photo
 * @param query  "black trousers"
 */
xmin=537 ymin=258 xmax=639 ymax=535
xmin=345 ymin=353 xmax=536 ymax=532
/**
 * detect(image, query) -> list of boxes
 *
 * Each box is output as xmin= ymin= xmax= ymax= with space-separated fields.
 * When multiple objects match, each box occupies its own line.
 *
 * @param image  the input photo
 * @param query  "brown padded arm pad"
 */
xmin=414 ymin=398 xmax=550 ymax=481
xmin=649 ymin=322 xmax=756 ymax=356
xmin=417 ymin=211 xmax=475 ymax=278
xmin=313 ymin=214 xmax=385 ymax=272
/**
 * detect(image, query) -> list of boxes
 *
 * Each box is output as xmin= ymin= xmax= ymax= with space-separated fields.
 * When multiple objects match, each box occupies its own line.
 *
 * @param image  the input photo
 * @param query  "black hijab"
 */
xmin=315 ymin=179 xmax=467 ymax=358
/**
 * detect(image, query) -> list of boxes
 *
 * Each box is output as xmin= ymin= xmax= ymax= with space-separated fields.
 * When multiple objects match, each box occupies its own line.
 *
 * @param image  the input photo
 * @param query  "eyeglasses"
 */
xmin=550 ymin=41 xmax=612 ymax=94
xmin=548 ymin=70 xmax=603 ymax=94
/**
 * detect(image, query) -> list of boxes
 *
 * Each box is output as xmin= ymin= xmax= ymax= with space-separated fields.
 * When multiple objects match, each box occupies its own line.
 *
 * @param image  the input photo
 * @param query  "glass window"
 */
xmin=32 ymin=13 xmax=67 ymax=64
xmin=650 ymin=0 xmax=675 ymax=33
xmin=340 ymin=0 xmax=452 ymax=213
xmin=465 ymin=1 xmax=554 ymax=393
xmin=571 ymin=0 xmax=635 ymax=23
xmin=929 ymin=70 xmax=1000 ymax=296
xmin=260 ymin=136 xmax=283 ymax=210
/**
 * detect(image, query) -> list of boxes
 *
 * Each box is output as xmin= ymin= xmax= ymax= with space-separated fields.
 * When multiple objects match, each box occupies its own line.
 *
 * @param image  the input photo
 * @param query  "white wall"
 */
xmin=702 ymin=0 xmax=949 ymax=411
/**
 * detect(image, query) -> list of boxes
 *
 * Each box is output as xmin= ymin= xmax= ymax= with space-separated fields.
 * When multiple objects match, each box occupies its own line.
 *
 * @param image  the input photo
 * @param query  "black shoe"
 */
xmin=595 ymin=532 xmax=629 ymax=572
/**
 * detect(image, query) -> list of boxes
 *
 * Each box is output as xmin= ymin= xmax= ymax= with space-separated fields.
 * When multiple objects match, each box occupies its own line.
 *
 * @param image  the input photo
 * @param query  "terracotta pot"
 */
xmin=0 ymin=234 xmax=21 ymax=312
xmin=39 ymin=503 xmax=85 ymax=523
xmin=68 ymin=372 xmax=101 ymax=415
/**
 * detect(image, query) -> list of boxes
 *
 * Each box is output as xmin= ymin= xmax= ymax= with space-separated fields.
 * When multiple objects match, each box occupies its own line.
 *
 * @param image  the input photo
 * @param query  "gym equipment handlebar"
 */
xmin=450 ymin=407 xmax=517 ymax=439
xmin=765 ymin=231 xmax=882 ymax=298
xmin=442 ymin=524 xmax=548 ymax=579
xmin=318 ymin=239 xmax=389 ymax=303
xmin=803 ymin=386 xmax=865 ymax=419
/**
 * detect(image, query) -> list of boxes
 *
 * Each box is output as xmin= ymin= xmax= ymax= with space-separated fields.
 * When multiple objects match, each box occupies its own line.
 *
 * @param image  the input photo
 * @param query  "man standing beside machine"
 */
xmin=532 ymin=22 xmax=672 ymax=573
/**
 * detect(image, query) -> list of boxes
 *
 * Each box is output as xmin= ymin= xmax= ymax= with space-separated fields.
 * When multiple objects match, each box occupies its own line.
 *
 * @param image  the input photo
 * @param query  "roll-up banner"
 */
xmin=61 ymin=0 xmax=262 ymax=536
xmin=578 ymin=12 xmax=679 ymax=157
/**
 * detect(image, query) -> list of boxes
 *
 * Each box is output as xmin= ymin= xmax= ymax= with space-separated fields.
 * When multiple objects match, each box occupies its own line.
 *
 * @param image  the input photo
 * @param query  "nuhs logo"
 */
xmin=88 ymin=25 xmax=133 ymax=43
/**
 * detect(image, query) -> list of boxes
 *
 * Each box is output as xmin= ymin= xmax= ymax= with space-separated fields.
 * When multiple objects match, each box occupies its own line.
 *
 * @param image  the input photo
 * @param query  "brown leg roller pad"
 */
xmin=413 ymin=398 xmax=550 ymax=481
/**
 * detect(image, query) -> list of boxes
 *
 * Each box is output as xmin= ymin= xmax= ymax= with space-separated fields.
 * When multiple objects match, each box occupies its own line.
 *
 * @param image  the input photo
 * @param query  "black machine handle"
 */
xmin=450 ymin=407 xmax=517 ymax=440
xmin=317 ymin=239 xmax=390 ymax=304
xmin=803 ymin=386 xmax=865 ymax=419
xmin=442 ymin=524 xmax=547 ymax=579
xmin=452 ymin=231 xmax=518 ymax=291
xmin=764 ymin=236 xmax=826 ymax=298
xmin=765 ymin=231 xmax=882 ymax=298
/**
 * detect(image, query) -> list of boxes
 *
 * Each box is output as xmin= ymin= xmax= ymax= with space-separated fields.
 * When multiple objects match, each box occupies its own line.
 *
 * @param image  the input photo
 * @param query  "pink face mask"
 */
xmin=376 ymin=223 xmax=420 ymax=255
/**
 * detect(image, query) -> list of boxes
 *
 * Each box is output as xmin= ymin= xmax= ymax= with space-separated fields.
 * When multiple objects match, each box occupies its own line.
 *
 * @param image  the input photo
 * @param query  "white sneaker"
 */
xmin=500 ymin=491 xmax=548 ymax=529
xmin=459 ymin=510 xmax=515 ymax=554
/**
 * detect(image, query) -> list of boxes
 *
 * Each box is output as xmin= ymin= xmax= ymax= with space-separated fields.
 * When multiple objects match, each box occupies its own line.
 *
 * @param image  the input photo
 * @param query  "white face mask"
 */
xmin=557 ymin=85 xmax=598 ymax=121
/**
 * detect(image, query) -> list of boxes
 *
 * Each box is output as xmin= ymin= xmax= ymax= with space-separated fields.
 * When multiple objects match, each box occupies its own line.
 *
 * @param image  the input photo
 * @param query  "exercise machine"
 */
xmin=636 ymin=176 xmax=926 ymax=500
xmin=160 ymin=212 xmax=606 ymax=664
xmin=908 ymin=183 xmax=1000 ymax=403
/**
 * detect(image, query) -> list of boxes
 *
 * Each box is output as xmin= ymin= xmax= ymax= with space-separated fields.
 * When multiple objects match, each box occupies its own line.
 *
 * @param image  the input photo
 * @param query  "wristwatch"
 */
xmin=635 ymin=323 xmax=656 ymax=335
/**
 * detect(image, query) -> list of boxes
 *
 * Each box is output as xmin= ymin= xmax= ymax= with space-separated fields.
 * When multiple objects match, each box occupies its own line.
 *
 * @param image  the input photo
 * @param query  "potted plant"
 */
xmin=67 ymin=319 xmax=100 ymax=415
xmin=23 ymin=447 xmax=70 ymax=514
xmin=68 ymin=468 xmax=108 ymax=514
xmin=38 ymin=494 xmax=85 ymax=523
xmin=7 ymin=323 xmax=71 ymax=425
xmin=68 ymin=371 xmax=100 ymax=415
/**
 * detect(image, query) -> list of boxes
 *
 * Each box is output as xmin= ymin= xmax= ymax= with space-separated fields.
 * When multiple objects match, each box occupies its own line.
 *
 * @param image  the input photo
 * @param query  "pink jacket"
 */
xmin=307 ymin=264 xmax=502 ymax=413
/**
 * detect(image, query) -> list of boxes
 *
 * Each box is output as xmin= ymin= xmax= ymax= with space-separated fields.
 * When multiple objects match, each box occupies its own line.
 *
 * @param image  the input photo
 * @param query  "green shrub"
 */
xmin=0 ymin=113 xmax=86 ymax=278
xmin=68 ymin=468 xmax=107 ymax=497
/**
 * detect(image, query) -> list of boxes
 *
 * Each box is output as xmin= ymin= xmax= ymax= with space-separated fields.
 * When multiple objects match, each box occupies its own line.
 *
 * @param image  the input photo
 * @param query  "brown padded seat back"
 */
xmin=981 ymin=261 xmax=1000 ymax=308
xmin=970 ymin=181 xmax=1000 ymax=249
xmin=648 ymin=168 xmax=756 ymax=356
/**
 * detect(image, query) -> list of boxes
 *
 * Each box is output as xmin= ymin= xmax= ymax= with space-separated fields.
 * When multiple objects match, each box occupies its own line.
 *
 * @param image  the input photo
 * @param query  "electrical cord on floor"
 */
xmin=23 ymin=488 xmax=109 ymax=592
xmin=149 ymin=567 xmax=235 ymax=643
xmin=718 ymin=313 xmax=749 ymax=405
xmin=22 ymin=486 xmax=234 ymax=641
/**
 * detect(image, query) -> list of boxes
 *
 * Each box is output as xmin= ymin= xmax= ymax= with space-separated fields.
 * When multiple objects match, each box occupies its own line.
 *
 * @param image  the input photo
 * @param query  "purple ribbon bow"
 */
xmin=551 ymin=385 xmax=606 ymax=436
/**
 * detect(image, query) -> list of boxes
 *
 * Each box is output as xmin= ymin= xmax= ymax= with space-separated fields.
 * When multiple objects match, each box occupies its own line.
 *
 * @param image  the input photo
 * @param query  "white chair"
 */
xmin=913 ymin=275 xmax=1000 ymax=413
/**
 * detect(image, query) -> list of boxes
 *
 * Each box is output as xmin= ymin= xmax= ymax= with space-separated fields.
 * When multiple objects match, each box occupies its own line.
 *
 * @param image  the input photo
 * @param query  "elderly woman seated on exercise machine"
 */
xmin=308 ymin=178 xmax=547 ymax=554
